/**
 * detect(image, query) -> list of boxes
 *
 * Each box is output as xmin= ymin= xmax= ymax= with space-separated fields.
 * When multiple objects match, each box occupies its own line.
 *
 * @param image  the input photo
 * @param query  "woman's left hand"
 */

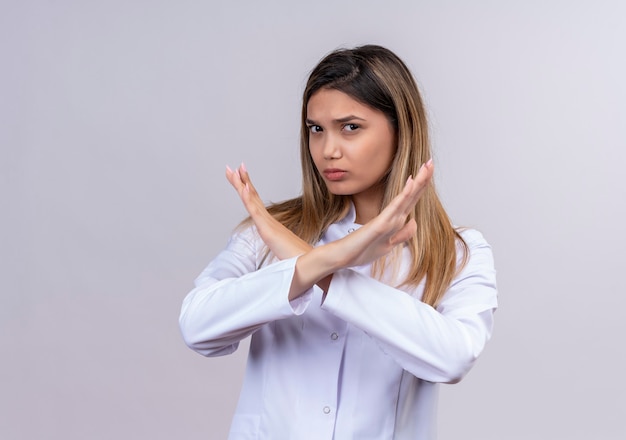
xmin=225 ymin=164 xmax=312 ymax=260
xmin=329 ymin=161 xmax=433 ymax=268
xmin=286 ymin=160 xmax=433 ymax=299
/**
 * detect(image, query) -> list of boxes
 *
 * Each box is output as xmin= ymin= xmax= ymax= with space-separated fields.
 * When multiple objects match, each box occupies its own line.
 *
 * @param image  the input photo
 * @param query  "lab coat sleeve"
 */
xmin=179 ymin=226 xmax=313 ymax=357
xmin=320 ymin=229 xmax=497 ymax=384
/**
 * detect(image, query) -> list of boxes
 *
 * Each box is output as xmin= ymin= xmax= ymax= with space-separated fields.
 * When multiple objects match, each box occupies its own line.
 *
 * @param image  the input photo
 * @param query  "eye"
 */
xmin=343 ymin=123 xmax=360 ymax=132
xmin=308 ymin=125 xmax=323 ymax=133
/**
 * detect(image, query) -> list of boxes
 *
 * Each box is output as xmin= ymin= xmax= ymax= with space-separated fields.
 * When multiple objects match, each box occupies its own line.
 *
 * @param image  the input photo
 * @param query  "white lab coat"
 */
xmin=180 ymin=205 xmax=497 ymax=439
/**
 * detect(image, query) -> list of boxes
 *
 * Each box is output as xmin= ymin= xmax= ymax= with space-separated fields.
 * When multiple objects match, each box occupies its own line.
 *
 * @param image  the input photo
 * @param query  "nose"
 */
xmin=322 ymin=133 xmax=342 ymax=160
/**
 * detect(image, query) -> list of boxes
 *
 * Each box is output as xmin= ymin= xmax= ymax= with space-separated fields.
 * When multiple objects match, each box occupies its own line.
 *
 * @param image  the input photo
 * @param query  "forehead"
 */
xmin=306 ymin=88 xmax=379 ymax=120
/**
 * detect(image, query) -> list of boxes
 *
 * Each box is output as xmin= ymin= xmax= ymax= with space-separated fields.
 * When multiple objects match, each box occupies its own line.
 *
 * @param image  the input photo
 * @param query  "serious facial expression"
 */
xmin=306 ymin=88 xmax=397 ymax=208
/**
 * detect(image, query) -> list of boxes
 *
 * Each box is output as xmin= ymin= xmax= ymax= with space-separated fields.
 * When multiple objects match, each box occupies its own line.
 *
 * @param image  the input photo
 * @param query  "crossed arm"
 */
xmin=182 ymin=161 xmax=496 ymax=381
xmin=225 ymin=161 xmax=434 ymax=300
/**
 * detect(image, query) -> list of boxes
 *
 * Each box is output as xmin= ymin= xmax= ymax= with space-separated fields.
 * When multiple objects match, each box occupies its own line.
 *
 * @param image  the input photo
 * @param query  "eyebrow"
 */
xmin=305 ymin=115 xmax=366 ymax=125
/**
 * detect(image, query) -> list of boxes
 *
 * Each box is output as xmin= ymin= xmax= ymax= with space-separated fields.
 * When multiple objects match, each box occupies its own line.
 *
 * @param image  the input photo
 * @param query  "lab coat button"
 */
xmin=330 ymin=332 xmax=339 ymax=340
xmin=323 ymin=406 xmax=331 ymax=414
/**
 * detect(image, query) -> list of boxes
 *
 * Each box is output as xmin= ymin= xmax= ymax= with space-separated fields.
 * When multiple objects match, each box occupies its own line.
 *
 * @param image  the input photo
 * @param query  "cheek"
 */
xmin=309 ymin=140 xmax=324 ymax=163
xmin=380 ymin=135 xmax=397 ymax=164
xmin=308 ymin=146 xmax=322 ymax=171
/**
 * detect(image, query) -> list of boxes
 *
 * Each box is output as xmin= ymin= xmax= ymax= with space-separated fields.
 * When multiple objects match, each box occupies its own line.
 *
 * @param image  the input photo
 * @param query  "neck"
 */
xmin=352 ymin=186 xmax=384 ymax=225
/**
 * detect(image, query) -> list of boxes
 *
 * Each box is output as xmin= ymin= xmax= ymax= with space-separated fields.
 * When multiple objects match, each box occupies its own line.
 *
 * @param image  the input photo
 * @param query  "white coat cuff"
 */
xmin=289 ymin=286 xmax=314 ymax=315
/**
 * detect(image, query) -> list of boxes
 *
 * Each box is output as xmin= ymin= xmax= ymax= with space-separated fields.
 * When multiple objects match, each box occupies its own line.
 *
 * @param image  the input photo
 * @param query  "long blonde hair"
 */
xmin=266 ymin=45 xmax=467 ymax=307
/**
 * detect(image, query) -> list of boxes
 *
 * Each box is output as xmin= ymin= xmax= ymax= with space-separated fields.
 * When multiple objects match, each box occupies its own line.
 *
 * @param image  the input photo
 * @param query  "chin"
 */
xmin=324 ymin=183 xmax=355 ymax=196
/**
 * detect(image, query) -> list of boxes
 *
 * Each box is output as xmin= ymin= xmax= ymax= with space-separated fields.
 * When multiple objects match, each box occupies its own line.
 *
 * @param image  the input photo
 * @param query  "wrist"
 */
xmin=288 ymin=244 xmax=338 ymax=301
xmin=303 ymin=244 xmax=337 ymax=280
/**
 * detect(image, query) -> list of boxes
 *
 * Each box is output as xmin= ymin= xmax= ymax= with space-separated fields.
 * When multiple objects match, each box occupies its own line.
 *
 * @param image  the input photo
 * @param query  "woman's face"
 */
xmin=306 ymin=88 xmax=396 ymax=210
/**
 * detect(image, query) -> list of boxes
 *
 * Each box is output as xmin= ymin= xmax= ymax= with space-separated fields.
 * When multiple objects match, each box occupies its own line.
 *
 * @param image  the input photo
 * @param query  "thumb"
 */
xmin=388 ymin=218 xmax=417 ymax=247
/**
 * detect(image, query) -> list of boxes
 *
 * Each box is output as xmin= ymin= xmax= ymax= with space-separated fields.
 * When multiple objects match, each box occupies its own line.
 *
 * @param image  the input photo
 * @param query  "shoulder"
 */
xmin=194 ymin=225 xmax=264 ymax=287
xmin=228 ymin=224 xmax=265 ymax=254
xmin=450 ymin=228 xmax=495 ymax=276
xmin=457 ymin=227 xmax=490 ymax=248
xmin=455 ymin=228 xmax=494 ymax=262
xmin=439 ymin=228 xmax=498 ymax=313
xmin=453 ymin=228 xmax=496 ymax=280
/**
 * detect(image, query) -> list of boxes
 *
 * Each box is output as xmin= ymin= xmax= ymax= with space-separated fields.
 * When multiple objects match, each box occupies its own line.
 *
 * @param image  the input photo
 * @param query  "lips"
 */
xmin=323 ymin=169 xmax=347 ymax=181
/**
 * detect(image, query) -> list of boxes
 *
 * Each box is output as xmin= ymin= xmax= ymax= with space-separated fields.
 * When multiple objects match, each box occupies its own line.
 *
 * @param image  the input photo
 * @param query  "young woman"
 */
xmin=180 ymin=45 xmax=497 ymax=439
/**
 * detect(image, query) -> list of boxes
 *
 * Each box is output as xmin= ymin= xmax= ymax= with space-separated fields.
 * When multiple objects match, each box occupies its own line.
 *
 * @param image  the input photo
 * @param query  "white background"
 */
xmin=2 ymin=1 xmax=625 ymax=439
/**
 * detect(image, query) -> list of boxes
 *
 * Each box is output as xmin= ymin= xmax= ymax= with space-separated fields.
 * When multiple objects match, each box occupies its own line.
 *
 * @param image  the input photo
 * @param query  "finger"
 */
xmin=238 ymin=163 xmax=260 ymax=196
xmin=384 ymin=162 xmax=433 ymax=220
xmin=404 ymin=160 xmax=434 ymax=205
xmin=240 ymin=183 xmax=261 ymax=217
xmin=386 ymin=175 xmax=421 ymax=217
xmin=412 ymin=159 xmax=434 ymax=190
xmin=238 ymin=162 xmax=249 ymax=182
xmin=225 ymin=165 xmax=247 ymax=194
xmin=389 ymin=218 xmax=417 ymax=246
xmin=238 ymin=162 xmax=252 ymax=186
xmin=236 ymin=171 xmax=267 ymax=218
